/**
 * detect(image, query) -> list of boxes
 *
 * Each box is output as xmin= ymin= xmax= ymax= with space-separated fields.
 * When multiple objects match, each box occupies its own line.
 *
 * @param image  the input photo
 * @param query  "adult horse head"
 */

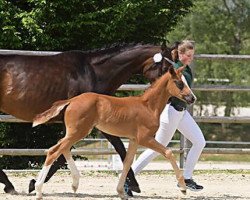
xmin=0 ymin=42 xmax=175 ymax=194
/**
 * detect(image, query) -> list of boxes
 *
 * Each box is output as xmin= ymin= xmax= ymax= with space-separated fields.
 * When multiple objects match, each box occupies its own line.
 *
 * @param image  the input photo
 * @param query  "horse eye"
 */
xmin=174 ymin=80 xmax=184 ymax=90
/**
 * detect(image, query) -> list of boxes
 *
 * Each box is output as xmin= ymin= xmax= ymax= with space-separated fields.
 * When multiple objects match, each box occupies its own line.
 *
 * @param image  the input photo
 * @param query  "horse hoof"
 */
xmin=29 ymin=179 xmax=36 ymax=193
xmin=129 ymin=185 xmax=141 ymax=193
xmin=125 ymin=188 xmax=133 ymax=197
xmin=4 ymin=186 xmax=18 ymax=195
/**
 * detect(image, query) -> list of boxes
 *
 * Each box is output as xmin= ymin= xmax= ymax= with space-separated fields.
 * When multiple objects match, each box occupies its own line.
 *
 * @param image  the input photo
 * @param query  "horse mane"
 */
xmin=84 ymin=42 xmax=156 ymax=65
xmin=87 ymin=42 xmax=155 ymax=55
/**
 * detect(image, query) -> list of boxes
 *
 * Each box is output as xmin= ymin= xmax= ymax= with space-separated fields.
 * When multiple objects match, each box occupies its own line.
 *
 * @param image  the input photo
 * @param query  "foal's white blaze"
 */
xmin=35 ymin=165 xmax=52 ymax=199
xmin=181 ymin=75 xmax=197 ymax=102
xmin=67 ymin=157 xmax=80 ymax=192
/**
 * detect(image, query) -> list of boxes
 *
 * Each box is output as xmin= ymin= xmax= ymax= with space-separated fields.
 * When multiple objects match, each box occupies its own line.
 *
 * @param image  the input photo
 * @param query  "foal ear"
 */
xmin=175 ymin=65 xmax=186 ymax=77
xmin=168 ymin=65 xmax=176 ymax=76
xmin=178 ymin=65 xmax=186 ymax=73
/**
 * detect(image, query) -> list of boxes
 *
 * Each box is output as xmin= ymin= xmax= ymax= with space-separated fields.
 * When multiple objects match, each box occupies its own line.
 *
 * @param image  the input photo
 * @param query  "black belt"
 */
xmin=170 ymin=103 xmax=186 ymax=112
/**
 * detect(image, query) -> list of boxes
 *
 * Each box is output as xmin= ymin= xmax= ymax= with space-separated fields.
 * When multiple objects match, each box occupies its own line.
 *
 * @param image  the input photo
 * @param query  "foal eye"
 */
xmin=174 ymin=80 xmax=184 ymax=90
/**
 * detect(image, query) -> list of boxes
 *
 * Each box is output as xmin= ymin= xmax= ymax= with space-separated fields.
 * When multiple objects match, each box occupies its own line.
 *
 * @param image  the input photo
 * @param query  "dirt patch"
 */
xmin=1 ymin=170 xmax=250 ymax=200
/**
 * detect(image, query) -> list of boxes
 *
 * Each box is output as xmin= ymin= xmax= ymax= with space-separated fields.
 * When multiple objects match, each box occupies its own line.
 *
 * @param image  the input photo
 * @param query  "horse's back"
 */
xmin=0 ymin=52 xmax=96 ymax=121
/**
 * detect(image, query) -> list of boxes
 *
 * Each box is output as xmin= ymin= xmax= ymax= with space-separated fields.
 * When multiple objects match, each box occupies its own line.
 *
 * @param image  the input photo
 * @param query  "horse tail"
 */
xmin=32 ymin=100 xmax=70 ymax=127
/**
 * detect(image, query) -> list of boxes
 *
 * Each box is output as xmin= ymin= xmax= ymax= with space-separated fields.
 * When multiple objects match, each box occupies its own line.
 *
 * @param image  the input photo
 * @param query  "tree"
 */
xmin=0 ymin=0 xmax=194 ymax=50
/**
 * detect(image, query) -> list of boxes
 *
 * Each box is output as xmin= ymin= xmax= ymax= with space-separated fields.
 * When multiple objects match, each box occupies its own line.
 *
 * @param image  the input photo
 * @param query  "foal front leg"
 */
xmin=102 ymin=132 xmax=140 ymax=192
xmin=117 ymin=139 xmax=138 ymax=200
xmin=140 ymin=137 xmax=186 ymax=193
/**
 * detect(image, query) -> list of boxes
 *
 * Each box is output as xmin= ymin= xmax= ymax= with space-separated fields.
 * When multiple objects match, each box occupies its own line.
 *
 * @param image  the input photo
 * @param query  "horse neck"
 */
xmin=90 ymin=45 xmax=161 ymax=94
xmin=141 ymin=72 xmax=172 ymax=115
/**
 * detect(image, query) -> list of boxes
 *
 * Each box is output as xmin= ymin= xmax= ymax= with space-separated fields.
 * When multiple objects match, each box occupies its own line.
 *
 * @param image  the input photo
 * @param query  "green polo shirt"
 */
xmin=173 ymin=60 xmax=193 ymax=87
xmin=170 ymin=60 xmax=193 ymax=108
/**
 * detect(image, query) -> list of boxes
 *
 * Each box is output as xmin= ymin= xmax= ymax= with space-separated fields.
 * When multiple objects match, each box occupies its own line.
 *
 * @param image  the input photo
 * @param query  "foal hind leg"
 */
xmin=139 ymin=137 xmax=186 ymax=193
xmin=35 ymin=136 xmax=80 ymax=199
xmin=117 ymin=139 xmax=138 ymax=200
xmin=30 ymin=126 xmax=69 ymax=193
xmin=63 ymin=151 xmax=80 ymax=193
xmin=29 ymin=155 xmax=67 ymax=193
xmin=35 ymin=141 xmax=63 ymax=199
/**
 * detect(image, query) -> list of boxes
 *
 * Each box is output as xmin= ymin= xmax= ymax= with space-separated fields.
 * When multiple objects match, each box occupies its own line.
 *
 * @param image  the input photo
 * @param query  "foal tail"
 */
xmin=33 ymin=100 xmax=70 ymax=127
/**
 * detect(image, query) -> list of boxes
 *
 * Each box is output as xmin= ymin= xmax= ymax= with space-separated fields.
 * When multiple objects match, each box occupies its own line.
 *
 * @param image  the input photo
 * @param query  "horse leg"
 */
xmin=0 ymin=169 xmax=17 ymax=194
xmin=63 ymin=151 xmax=80 ymax=193
xmin=139 ymin=136 xmax=186 ymax=193
xmin=117 ymin=139 xmax=138 ymax=200
xmin=102 ymin=132 xmax=140 ymax=192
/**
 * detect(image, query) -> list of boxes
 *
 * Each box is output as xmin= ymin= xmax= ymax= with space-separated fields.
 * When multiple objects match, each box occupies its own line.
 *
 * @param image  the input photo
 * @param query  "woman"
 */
xmin=131 ymin=40 xmax=206 ymax=192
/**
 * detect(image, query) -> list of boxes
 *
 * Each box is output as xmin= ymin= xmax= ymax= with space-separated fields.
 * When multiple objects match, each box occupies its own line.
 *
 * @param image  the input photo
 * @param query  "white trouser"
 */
xmin=132 ymin=104 xmax=206 ymax=179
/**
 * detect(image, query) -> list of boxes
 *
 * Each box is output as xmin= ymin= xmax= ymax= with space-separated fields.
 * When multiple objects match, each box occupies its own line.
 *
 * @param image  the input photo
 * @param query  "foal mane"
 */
xmin=142 ymin=71 xmax=169 ymax=93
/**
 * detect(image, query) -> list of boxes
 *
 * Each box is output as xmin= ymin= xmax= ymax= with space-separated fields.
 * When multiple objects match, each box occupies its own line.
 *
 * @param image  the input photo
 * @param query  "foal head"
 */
xmin=166 ymin=65 xmax=196 ymax=105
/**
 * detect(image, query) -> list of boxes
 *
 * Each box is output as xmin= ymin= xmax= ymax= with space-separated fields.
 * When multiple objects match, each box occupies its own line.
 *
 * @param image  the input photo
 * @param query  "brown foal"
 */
xmin=33 ymin=63 xmax=195 ymax=200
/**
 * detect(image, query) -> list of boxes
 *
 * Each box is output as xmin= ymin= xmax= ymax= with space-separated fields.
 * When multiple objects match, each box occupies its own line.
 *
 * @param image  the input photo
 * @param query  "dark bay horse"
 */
xmin=0 ymin=43 xmax=176 ymax=194
xmin=32 ymin=63 xmax=195 ymax=199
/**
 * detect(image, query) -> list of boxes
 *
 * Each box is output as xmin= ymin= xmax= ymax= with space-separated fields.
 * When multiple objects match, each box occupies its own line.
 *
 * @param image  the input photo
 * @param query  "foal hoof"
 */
xmin=118 ymin=194 xmax=128 ymax=200
xmin=72 ymin=185 xmax=78 ymax=193
xmin=29 ymin=179 xmax=36 ymax=193
xmin=177 ymin=183 xmax=187 ymax=195
xmin=180 ymin=188 xmax=187 ymax=195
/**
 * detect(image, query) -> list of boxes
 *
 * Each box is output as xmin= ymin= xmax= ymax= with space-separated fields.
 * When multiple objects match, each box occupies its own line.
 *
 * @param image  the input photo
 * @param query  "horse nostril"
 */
xmin=191 ymin=96 xmax=196 ymax=103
